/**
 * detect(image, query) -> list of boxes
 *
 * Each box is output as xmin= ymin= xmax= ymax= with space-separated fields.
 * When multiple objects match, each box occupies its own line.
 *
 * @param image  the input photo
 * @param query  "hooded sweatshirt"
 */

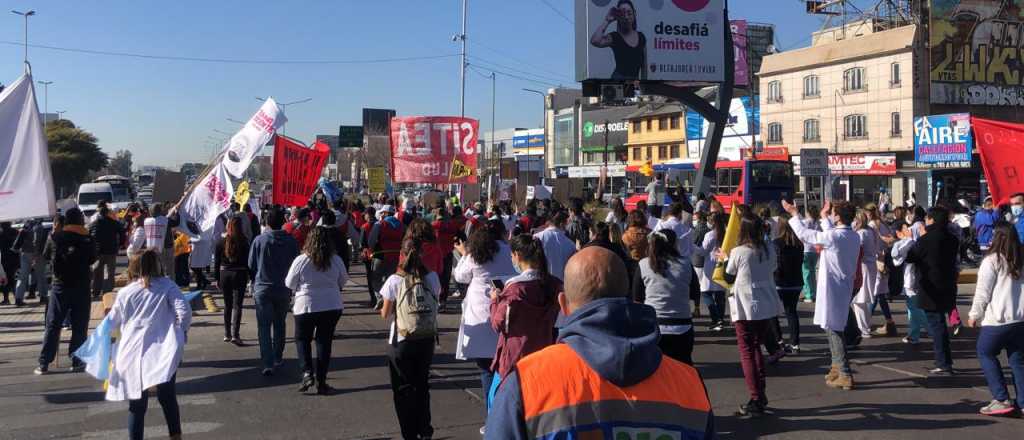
xmin=248 ymin=229 xmax=300 ymax=293
xmin=488 ymin=269 xmax=563 ymax=378
xmin=485 ymin=297 xmax=714 ymax=439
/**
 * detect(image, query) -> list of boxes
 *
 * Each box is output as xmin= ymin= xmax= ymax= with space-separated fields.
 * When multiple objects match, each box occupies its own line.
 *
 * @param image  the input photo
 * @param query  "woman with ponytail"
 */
xmin=633 ymin=229 xmax=695 ymax=365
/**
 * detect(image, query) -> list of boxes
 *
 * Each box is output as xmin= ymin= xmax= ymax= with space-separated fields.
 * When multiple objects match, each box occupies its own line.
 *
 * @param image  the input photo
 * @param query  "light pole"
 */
xmin=11 ymin=10 xmax=35 ymax=68
xmin=256 ymin=97 xmax=311 ymax=135
xmin=55 ymin=110 xmax=66 ymax=121
xmin=226 ymin=118 xmax=246 ymax=125
xmin=37 ymin=80 xmax=52 ymax=119
xmin=453 ymin=0 xmax=468 ymax=116
xmin=522 ymin=88 xmax=547 ymax=190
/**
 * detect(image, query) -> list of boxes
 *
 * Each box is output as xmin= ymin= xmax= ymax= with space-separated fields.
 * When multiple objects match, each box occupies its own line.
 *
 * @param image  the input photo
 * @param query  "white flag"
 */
xmin=0 ymin=73 xmax=56 ymax=222
xmin=221 ymin=97 xmax=287 ymax=178
xmin=180 ymin=163 xmax=234 ymax=232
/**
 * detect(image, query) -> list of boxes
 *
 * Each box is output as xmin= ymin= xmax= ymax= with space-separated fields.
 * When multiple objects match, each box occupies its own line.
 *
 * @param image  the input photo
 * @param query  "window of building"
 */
xmin=890 ymin=62 xmax=901 ymax=87
xmin=891 ymin=112 xmax=901 ymax=137
xmin=658 ymin=117 xmax=668 ymax=130
xmin=670 ymin=144 xmax=680 ymax=158
xmin=803 ymin=119 xmax=820 ymax=142
xmin=645 ymin=146 xmax=652 ymax=160
xmin=646 ymin=119 xmax=652 ymax=131
xmin=843 ymin=67 xmax=866 ymax=92
xmin=632 ymin=147 xmax=641 ymax=161
xmin=632 ymin=120 xmax=641 ymax=133
xmin=767 ymin=122 xmax=783 ymax=144
xmin=658 ymin=145 xmax=668 ymax=158
xmin=767 ymin=80 xmax=783 ymax=103
xmin=803 ymin=75 xmax=820 ymax=98
xmin=670 ymin=115 xmax=680 ymax=130
xmin=844 ymin=114 xmax=867 ymax=139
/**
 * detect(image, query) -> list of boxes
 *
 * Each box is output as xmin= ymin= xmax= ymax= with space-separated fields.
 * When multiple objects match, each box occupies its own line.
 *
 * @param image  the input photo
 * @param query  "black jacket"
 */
xmin=43 ymin=226 xmax=97 ymax=288
xmin=906 ymin=223 xmax=960 ymax=313
xmin=1 ymin=225 xmax=19 ymax=270
xmin=89 ymin=216 xmax=124 ymax=255
xmin=773 ymin=238 xmax=804 ymax=289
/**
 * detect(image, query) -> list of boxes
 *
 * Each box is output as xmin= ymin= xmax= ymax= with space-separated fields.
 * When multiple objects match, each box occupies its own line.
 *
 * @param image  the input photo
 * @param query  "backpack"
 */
xmin=53 ymin=233 xmax=93 ymax=284
xmin=395 ymin=274 xmax=438 ymax=340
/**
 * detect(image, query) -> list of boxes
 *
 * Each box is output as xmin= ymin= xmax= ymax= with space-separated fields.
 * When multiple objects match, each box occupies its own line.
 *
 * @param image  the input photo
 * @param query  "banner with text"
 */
xmin=971 ymin=117 xmax=1024 ymax=205
xmin=914 ymin=113 xmax=972 ymax=168
xmin=390 ymin=116 xmax=479 ymax=184
xmin=221 ymin=97 xmax=287 ymax=178
xmin=179 ymin=163 xmax=234 ymax=232
xmin=367 ymin=167 xmax=387 ymax=194
xmin=272 ymin=136 xmax=330 ymax=207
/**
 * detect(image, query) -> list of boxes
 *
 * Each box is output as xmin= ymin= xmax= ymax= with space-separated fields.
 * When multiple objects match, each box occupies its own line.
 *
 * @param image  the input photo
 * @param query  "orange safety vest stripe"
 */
xmin=517 ymin=343 xmax=712 ymax=422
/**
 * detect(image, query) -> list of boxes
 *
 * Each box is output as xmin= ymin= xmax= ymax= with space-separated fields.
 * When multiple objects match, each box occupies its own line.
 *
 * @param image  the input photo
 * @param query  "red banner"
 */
xmin=972 ymin=117 xmax=1024 ymax=205
xmin=272 ymin=136 xmax=330 ymax=207
xmin=390 ymin=116 xmax=479 ymax=184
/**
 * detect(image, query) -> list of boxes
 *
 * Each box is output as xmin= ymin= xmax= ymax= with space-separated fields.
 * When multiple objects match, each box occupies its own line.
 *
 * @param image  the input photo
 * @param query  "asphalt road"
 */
xmin=1 ymin=263 xmax=1021 ymax=439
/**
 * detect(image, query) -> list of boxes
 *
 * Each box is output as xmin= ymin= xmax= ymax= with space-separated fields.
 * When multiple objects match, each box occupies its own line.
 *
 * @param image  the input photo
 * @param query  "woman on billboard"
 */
xmin=589 ymin=0 xmax=647 ymax=80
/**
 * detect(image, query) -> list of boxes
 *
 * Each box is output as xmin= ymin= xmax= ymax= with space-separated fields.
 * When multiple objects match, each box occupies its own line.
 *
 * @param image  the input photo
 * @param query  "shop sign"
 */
xmin=799 ymin=148 xmax=829 ymax=176
xmin=792 ymin=154 xmax=896 ymax=176
xmin=914 ymin=113 xmax=972 ymax=168
xmin=568 ymin=164 xmax=626 ymax=178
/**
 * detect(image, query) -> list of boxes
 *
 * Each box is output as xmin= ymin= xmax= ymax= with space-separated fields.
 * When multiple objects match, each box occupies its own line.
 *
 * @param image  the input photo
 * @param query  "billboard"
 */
xmin=732 ymin=20 xmax=749 ymax=86
xmin=338 ymin=125 xmax=362 ymax=148
xmin=513 ymin=128 xmax=545 ymax=156
xmin=389 ymin=116 xmax=479 ymax=184
xmin=792 ymin=154 xmax=897 ymax=176
xmin=363 ymin=108 xmax=396 ymax=137
xmin=581 ymin=106 xmax=633 ymax=151
xmin=930 ymin=1 xmax=1024 ymax=105
xmin=575 ymin=0 xmax=726 ymax=83
xmin=685 ymin=96 xmax=758 ymax=161
xmin=914 ymin=113 xmax=973 ymax=168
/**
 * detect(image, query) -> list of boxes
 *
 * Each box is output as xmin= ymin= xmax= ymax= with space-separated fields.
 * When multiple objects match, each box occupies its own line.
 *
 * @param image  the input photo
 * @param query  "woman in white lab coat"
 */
xmin=852 ymin=210 xmax=880 ymax=338
xmin=452 ymin=218 xmax=516 ymax=406
xmin=106 ymin=250 xmax=191 ymax=440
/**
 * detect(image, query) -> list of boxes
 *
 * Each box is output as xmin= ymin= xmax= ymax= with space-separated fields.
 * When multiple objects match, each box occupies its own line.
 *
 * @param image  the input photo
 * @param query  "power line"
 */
xmin=470 ymin=40 xmax=571 ymax=82
xmin=537 ymin=0 xmax=573 ymax=24
xmin=468 ymin=55 xmax=570 ymax=85
xmin=466 ymin=62 xmax=559 ymax=88
xmin=0 ymin=41 xmax=460 ymax=65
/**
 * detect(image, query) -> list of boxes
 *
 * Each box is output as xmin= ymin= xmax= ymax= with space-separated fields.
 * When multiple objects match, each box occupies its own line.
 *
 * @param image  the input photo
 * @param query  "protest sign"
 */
xmin=390 ymin=116 xmax=479 ymax=184
xmin=272 ymin=136 xmax=330 ymax=207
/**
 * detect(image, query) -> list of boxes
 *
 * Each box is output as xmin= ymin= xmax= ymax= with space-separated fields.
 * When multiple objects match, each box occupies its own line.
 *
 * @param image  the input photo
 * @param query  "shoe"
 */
xmin=738 ymin=399 xmax=766 ymax=417
xmin=766 ymin=350 xmax=786 ymax=365
xmin=952 ymin=324 xmax=963 ymax=337
xmin=69 ymin=364 xmax=86 ymax=373
xmin=261 ymin=368 xmax=274 ymax=377
xmin=860 ymin=333 xmax=873 ymax=339
xmin=14 ymin=300 xmax=25 ymax=307
xmin=223 ymin=336 xmax=231 ymax=343
xmin=927 ymin=367 xmax=954 ymax=376
xmin=479 ymin=426 xmax=486 ymax=436
xmin=784 ymin=344 xmax=800 ymax=354
xmin=33 ymin=365 xmax=48 ymax=375
xmin=298 ymin=373 xmax=315 ymax=392
xmin=902 ymin=336 xmax=920 ymax=345
xmin=827 ymin=374 xmax=855 ymax=390
xmin=274 ymin=358 xmax=285 ymax=368
xmin=711 ymin=324 xmax=724 ymax=332
xmin=825 ymin=365 xmax=839 ymax=382
xmin=873 ymin=321 xmax=897 ymax=337
xmin=26 ymin=293 xmax=36 ymax=299
xmin=0 ymin=299 xmax=10 ymax=305
xmin=231 ymin=338 xmax=244 ymax=347
xmin=980 ymin=399 xmax=1019 ymax=416
xmin=316 ymin=383 xmax=335 ymax=395
xmin=802 ymin=298 xmax=813 ymax=303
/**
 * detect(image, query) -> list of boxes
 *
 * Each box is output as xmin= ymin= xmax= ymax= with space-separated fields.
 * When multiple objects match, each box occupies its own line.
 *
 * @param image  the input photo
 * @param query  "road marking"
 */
xmin=87 ymin=393 xmax=216 ymax=416
xmin=82 ymin=421 xmax=222 ymax=439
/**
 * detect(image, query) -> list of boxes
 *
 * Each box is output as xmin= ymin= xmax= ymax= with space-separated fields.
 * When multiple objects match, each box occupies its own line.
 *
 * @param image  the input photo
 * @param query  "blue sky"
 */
xmin=1 ymin=0 xmax=822 ymax=169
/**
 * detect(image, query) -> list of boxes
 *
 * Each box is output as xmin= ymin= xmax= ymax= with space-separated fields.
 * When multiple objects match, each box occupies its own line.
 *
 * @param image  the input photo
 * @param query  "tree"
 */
xmin=45 ymin=119 xmax=108 ymax=197
xmin=107 ymin=149 xmax=133 ymax=178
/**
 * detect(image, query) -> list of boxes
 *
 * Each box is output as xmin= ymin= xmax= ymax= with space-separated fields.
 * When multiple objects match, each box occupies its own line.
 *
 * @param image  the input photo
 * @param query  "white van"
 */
xmin=77 ymin=182 xmax=114 ymax=217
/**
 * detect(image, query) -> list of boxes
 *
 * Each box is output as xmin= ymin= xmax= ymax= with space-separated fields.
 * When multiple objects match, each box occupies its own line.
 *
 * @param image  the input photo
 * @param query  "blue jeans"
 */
xmin=827 ymin=329 xmax=851 ymax=375
xmin=870 ymin=294 xmax=893 ymax=321
xmin=925 ymin=311 xmax=953 ymax=370
xmin=39 ymin=284 xmax=90 ymax=367
xmin=701 ymin=291 xmax=726 ymax=324
xmin=977 ymin=322 xmax=1024 ymax=407
xmin=254 ymin=288 xmax=290 ymax=370
xmin=15 ymin=252 xmax=48 ymax=301
xmin=474 ymin=358 xmax=494 ymax=412
xmin=906 ymin=296 xmax=928 ymax=340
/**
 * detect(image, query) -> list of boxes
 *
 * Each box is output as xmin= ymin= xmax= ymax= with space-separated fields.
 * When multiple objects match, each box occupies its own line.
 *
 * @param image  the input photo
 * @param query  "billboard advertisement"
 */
xmin=389 ymin=116 xmax=479 ymax=184
xmin=792 ymin=154 xmax=897 ymax=176
xmin=575 ymin=0 xmax=725 ymax=83
xmin=685 ymin=95 xmax=758 ymax=160
xmin=513 ymin=128 xmax=545 ymax=156
xmin=581 ymin=106 xmax=633 ymax=151
xmin=732 ymin=20 xmax=749 ymax=86
xmin=930 ymin=1 xmax=1024 ymax=105
xmin=914 ymin=113 xmax=973 ymax=168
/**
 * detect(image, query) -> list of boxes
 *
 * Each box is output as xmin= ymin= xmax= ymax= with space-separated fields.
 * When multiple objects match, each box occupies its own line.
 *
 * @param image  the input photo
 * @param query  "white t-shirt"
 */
xmin=380 ymin=272 xmax=441 ymax=344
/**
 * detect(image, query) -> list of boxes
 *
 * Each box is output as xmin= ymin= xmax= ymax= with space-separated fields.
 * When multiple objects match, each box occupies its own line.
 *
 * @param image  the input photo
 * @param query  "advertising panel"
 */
xmin=732 ymin=20 xmax=749 ymax=86
xmin=338 ymin=125 xmax=363 ymax=148
xmin=576 ymin=0 xmax=725 ymax=83
xmin=686 ymin=96 xmax=759 ymax=139
xmin=389 ymin=116 xmax=479 ymax=184
xmin=513 ymin=128 xmax=545 ymax=156
xmin=568 ymin=164 xmax=627 ymax=178
xmin=581 ymin=106 xmax=634 ymax=151
xmin=791 ymin=154 xmax=896 ymax=176
xmin=914 ymin=113 xmax=973 ymax=168
xmin=930 ymin=1 xmax=1024 ymax=105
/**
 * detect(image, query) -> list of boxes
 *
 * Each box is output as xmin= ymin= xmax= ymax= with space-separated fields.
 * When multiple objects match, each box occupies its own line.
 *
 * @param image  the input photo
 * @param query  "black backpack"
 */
xmin=52 ymin=233 xmax=94 ymax=284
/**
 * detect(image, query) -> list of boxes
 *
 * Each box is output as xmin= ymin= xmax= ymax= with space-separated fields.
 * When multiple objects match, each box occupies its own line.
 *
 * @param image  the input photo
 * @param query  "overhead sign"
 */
xmin=576 ymin=0 xmax=726 ymax=83
xmin=792 ymin=154 xmax=896 ymax=176
xmin=581 ymin=105 xmax=634 ymax=151
xmin=338 ymin=125 xmax=363 ymax=148
xmin=929 ymin=1 xmax=1024 ymax=105
xmin=389 ymin=116 xmax=479 ymax=184
xmin=914 ymin=113 xmax=972 ymax=168
xmin=799 ymin=148 xmax=829 ymax=176
xmin=972 ymin=117 xmax=1024 ymax=205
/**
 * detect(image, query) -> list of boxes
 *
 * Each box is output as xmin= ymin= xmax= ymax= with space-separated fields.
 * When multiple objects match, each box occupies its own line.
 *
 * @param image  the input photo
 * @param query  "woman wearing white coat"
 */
xmin=852 ymin=210 xmax=881 ymax=339
xmin=452 ymin=219 xmax=516 ymax=410
xmin=699 ymin=212 xmax=729 ymax=331
xmin=106 ymin=250 xmax=191 ymax=440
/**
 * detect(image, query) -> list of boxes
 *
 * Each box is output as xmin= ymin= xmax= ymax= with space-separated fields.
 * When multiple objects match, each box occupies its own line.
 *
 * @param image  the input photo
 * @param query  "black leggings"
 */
xmin=219 ymin=269 xmax=248 ymax=339
xmin=294 ymin=309 xmax=342 ymax=384
xmin=773 ymin=288 xmax=802 ymax=347
xmin=659 ymin=330 xmax=695 ymax=365
xmin=192 ymin=267 xmax=209 ymax=290
xmin=128 ymin=375 xmax=180 ymax=440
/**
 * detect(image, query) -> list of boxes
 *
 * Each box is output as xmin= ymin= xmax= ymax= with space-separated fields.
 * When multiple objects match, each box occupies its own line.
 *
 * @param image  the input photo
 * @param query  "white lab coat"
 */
xmin=533 ymin=226 xmax=576 ymax=282
xmin=452 ymin=241 xmax=517 ymax=360
xmin=698 ymin=230 xmax=726 ymax=292
xmin=853 ymin=228 xmax=879 ymax=305
xmin=188 ymin=224 xmax=218 ymax=269
xmin=105 ymin=277 xmax=191 ymax=401
xmin=654 ymin=215 xmax=694 ymax=259
xmin=789 ymin=216 xmax=862 ymax=332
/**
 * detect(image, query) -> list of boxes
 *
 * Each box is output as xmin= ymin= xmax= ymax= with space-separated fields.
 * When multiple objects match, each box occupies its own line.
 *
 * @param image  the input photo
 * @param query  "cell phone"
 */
xmin=491 ymin=279 xmax=505 ymax=290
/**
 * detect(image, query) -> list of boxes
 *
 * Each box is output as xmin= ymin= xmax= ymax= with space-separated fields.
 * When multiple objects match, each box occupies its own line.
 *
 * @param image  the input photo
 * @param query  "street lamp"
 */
xmin=55 ymin=110 xmax=66 ymax=121
xmin=256 ymin=97 xmax=312 ymax=135
xmin=37 ymin=80 xmax=52 ymax=118
xmin=226 ymin=118 xmax=246 ymax=125
xmin=11 ymin=10 xmax=35 ymax=67
xmin=522 ymin=88 xmax=547 ymax=190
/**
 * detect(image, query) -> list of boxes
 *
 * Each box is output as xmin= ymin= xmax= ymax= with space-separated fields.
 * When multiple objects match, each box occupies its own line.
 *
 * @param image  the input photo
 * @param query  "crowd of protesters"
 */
xmin=5 ymin=186 xmax=1024 ymax=439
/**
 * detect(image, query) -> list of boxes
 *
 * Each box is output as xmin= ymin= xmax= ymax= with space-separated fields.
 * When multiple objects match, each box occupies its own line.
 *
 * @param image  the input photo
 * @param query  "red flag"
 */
xmin=389 ymin=116 xmax=479 ymax=184
xmin=272 ymin=136 xmax=330 ymax=207
xmin=971 ymin=117 xmax=1024 ymax=205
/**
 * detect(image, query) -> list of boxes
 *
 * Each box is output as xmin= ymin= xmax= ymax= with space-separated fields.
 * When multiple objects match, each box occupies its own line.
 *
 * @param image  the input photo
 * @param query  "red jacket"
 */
xmin=284 ymin=222 xmax=310 ymax=250
xmin=489 ymin=272 xmax=563 ymax=378
xmin=375 ymin=220 xmax=404 ymax=264
xmin=433 ymin=218 xmax=460 ymax=254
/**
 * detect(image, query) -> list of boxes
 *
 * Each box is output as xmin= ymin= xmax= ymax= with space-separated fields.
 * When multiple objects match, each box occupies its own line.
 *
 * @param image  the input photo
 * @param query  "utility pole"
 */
xmin=603 ymin=120 xmax=610 ymax=195
xmin=456 ymin=0 xmax=468 ymax=117
xmin=11 ymin=10 xmax=35 ymax=69
xmin=38 ymin=80 xmax=52 ymax=119
xmin=490 ymin=72 xmax=496 ymax=201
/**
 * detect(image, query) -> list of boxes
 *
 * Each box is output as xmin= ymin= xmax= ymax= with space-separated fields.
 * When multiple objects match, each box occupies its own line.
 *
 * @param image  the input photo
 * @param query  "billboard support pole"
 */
xmin=641 ymin=4 xmax=734 ymax=198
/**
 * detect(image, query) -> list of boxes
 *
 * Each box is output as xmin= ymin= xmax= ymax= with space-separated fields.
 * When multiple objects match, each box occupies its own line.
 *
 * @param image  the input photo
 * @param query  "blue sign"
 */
xmin=685 ymin=96 xmax=759 ymax=140
xmin=914 ymin=113 xmax=972 ymax=167
xmin=513 ymin=134 xmax=545 ymax=148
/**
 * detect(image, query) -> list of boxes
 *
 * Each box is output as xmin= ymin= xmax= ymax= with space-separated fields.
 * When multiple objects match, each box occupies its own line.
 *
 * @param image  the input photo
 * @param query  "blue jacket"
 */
xmin=248 ymin=229 xmax=299 ymax=293
xmin=974 ymin=209 xmax=998 ymax=248
xmin=484 ymin=297 xmax=715 ymax=439
xmin=1017 ymin=214 xmax=1024 ymax=245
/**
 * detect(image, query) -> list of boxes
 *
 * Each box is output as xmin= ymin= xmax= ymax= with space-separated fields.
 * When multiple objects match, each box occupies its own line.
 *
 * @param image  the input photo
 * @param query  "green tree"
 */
xmin=107 ymin=149 xmax=133 ymax=177
xmin=45 ymin=119 xmax=108 ymax=197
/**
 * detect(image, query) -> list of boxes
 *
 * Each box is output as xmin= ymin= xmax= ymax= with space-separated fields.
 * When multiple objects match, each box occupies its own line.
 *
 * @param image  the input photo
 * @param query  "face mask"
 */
xmin=1012 ymin=205 xmax=1024 ymax=217
xmin=512 ymin=262 xmax=523 ymax=274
